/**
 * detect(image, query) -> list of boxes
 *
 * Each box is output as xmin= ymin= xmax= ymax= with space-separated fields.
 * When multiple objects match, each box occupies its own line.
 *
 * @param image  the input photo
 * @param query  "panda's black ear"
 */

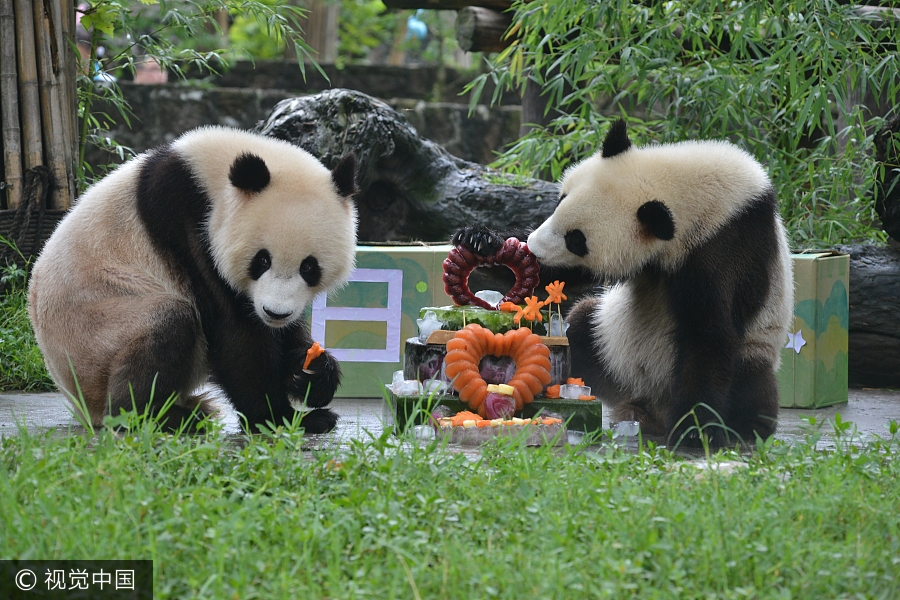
xmin=331 ymin=153 xmax=358 ymax=199
xmin=229 ymin=152 xmax=270 ymax=193
xmin=602 ymin=118 xmax=631 ymax=159
xmin=637 ymin=200 xmax=675 ymax=241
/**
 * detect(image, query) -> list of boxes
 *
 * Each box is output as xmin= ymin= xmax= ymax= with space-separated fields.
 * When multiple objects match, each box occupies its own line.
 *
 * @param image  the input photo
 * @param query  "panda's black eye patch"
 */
xmin=249 ymin=249 xmax=271 ymax=280
xmin=565 ymin=229 xmax=588 ymax=257
xmin=229 ymin=152 xmax=270 ymax=193
xmin=299 ymin=256 xmax=321 ymax=287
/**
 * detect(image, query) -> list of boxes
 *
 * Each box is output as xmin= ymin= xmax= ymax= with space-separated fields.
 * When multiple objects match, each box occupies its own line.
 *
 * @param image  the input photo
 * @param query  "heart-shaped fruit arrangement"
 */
xmin=443 ymin=324 xmax=552 ymax=418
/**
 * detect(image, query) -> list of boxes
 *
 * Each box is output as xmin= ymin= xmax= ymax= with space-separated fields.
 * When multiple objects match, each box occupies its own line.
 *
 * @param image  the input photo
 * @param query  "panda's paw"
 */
xmin=451 ymin=226 xmax=506 ymax=257
xmin=288 ymin=347 xmax=341 ymax=408
xmin=299 ymin=408 xmax=339 ymax=434
xmin=667 ymin=421 xmax=733 ymax=449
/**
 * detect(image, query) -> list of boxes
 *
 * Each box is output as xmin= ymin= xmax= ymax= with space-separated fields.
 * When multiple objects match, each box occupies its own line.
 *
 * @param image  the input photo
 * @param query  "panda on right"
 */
xmin=461 ymin=119 xmax=793 ymax=447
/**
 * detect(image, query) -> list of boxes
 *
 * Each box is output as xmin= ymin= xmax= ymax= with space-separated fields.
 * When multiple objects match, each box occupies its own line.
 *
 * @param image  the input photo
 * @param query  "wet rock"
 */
xmin=835 ymin=244 xmax=900 ymax=387
xmin=254 ymin=89 xmax=559 ymax=243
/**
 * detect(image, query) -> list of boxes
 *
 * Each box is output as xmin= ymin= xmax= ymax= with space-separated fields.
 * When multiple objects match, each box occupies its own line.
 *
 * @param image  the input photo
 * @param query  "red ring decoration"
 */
xmin=442 ymin=238 xmax=540 ymax=309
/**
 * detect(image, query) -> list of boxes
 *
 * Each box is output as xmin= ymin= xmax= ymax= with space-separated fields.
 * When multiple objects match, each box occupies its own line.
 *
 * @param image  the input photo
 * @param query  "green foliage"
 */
xmin=2 ymin=418 xmax=900 ymax=597
xmin=469 ymin=0 xmax=900 ymax=247
xmin=337 ymin=0 xmax=400 ymax=67
xmin=77 ymin=0 xmax=318 ymax=189
xmin=0 ymin=242 xmax=53 ymax=392
xmin=228 ymin=0 xmax=293 ymax=59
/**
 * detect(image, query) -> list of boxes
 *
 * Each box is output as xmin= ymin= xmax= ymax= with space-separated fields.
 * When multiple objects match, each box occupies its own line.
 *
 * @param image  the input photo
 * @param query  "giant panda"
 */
xmin=455 ymin=120 xmax=793 ymax=447
xmin=28 ymin=126 xmax=358 ymax=433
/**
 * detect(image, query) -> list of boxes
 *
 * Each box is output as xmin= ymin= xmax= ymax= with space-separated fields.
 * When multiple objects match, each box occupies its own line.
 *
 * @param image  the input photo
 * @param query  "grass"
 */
xmin=1 ymin=414 xmax=899 ymax=599
xmin=0 ymin=257 xmax=53 ymax=392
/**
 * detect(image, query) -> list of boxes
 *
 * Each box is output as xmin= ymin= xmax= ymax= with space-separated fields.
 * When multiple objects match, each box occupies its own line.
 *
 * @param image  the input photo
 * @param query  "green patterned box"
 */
xmin=312 ymin=244 xmax=454 ymax=398
xmin=777 ymin=252 xmax=849 ymax=408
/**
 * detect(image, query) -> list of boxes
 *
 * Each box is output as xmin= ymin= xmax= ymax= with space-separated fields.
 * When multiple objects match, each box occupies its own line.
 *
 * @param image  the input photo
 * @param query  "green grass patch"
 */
xmin=1 ymin=257 xmax=54 ymax=392
xmin=2 ymin=417 xmax=899 ymax=598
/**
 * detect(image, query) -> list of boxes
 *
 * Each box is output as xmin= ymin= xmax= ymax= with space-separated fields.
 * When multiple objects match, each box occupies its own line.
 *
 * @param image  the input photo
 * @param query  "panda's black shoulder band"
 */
xmin=229 ymin=152 xmax=270 ymax=193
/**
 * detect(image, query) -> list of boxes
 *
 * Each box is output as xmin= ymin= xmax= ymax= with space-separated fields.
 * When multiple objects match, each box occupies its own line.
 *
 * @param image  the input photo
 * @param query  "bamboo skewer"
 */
xmin=0 ymin=0 xmax=23 ymax=209
xmin=14 ymin=0 xmax=43 ymax=176
xmin=34 ymin=0 xmax=70 ymax=209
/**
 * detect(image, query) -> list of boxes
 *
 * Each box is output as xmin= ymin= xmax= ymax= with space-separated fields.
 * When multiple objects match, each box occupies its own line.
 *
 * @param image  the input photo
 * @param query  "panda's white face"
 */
xmin=177 ymin=128 xmax=358 ymax=328
xmin=527 ymin=120 xmax=772 ymax=279
xmin=238 ymin=188 xmax=356 ymax=328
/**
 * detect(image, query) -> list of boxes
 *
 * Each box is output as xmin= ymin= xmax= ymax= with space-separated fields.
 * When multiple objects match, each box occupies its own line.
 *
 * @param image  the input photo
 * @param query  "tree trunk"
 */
xmin=836 ymin=244 xmax=900 ymax=388
xmin=455 ymin=7 xmax=513 ymax=53
xmin=255 ymin=89 xmax=559 ymax=244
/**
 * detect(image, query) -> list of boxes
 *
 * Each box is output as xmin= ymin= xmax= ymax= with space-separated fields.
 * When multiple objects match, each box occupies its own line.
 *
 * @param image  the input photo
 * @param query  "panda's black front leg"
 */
xmin=453 ymin=225 xmax=597 ymax=294
xmin=451 ymin=225 xmax=531 ymax=256
xmin=283 ymin=329 xmax=341 ymax=434
xmin=285 ymin=345 xmax=342 ymax=408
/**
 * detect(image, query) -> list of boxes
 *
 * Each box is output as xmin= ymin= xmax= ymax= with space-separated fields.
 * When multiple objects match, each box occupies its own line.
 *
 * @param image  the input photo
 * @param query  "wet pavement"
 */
xmin=1 ymin=388 xmax=898 ymax=450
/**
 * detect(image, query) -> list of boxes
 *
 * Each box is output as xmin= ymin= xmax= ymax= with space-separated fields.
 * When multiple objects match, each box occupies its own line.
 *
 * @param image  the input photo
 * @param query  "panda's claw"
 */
xmin=452 ymin=226 xmax=505 ymax=257
xmin=287 ymin=348 xmax=341 ymax=408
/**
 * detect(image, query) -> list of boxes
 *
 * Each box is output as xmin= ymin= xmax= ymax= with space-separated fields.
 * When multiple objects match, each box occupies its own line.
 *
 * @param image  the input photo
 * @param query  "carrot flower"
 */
xmin=544 ymin=280 xmax=567 ymax=331
xmin=523 ymin=296 xmax=544 ymax=322
xmin=545 ymin=281 xmax=567 ymax=304
xmin=497 ymin=301 xmax=524 ymax=325
xmin=513 ymin=306 xmax=525 ymax=325
xmin=303 ymin=341 xmax=325 ymax=370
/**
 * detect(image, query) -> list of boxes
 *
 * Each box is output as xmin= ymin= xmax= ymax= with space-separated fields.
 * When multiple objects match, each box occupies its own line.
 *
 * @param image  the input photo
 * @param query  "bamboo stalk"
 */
xmin=51 ymin=0 xmax=76 ymax=207
xmin=34 ymin=0 xmax=70 ymax=209
xmin=14 ymin=0 xmax=43 ymax=173
xmin=0 ymin=0 xmax=23 ymax=209
xmin=58 ymin=0 xmax=81 ymax=185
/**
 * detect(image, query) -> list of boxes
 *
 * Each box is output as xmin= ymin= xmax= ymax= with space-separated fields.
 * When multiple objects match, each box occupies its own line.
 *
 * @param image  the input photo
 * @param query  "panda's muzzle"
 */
xmin=263 ymin=307 xmax=293 ymax=321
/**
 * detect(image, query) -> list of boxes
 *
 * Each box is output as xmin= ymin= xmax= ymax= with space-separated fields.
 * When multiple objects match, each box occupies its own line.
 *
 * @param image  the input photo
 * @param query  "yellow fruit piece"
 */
xmin=486 ymin=383 xmax=515 ymax=396
xmin=462 ymin=420 xmax=477 ymax=428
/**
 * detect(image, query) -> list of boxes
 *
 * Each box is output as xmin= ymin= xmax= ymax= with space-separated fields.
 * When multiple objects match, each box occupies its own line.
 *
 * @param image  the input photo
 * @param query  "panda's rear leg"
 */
xmin=725 ymin=358 xmax=780 ymax=443
xmin=105 ymin=299 xmax=209 ymax=431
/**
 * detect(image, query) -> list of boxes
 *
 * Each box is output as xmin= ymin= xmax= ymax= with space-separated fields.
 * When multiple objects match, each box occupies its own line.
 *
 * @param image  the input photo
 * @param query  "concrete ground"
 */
xmin=1 ymin=388 xmax=898 ymax=450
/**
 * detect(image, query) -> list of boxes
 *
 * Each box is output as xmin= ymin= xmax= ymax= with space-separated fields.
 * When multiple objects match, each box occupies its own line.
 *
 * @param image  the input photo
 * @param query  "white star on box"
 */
xmin=785 ymin=330 xmax=806 ymax=354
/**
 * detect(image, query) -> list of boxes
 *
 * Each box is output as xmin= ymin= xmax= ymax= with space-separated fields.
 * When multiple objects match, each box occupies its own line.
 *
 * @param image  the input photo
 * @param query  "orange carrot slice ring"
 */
xmin=443 ymin=324 xmax=552 ymax=417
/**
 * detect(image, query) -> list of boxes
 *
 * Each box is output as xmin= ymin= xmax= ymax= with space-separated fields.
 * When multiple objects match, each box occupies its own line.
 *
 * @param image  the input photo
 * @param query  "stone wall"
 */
xmin=86 ymin=81 xmax=521 ymax=169
xmin=175 ymin=60 xmax=484 ymax=104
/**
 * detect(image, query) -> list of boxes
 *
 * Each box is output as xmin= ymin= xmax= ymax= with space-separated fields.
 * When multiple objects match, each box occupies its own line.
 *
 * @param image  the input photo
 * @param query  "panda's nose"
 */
xmin=264 ymin=307 xmax=292 ymax=320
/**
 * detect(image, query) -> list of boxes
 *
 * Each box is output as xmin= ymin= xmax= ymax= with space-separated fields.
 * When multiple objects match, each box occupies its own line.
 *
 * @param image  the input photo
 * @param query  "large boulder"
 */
xmin=836 ymin=244 xmax=900 ymax=388
xmin=254 ymin=89 xmax=559 ymax=243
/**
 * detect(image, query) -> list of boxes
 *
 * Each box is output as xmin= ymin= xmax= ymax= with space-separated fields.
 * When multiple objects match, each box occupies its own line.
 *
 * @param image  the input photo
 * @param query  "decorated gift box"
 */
xmin=776 ymin=251 xmax=849 ymax=409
